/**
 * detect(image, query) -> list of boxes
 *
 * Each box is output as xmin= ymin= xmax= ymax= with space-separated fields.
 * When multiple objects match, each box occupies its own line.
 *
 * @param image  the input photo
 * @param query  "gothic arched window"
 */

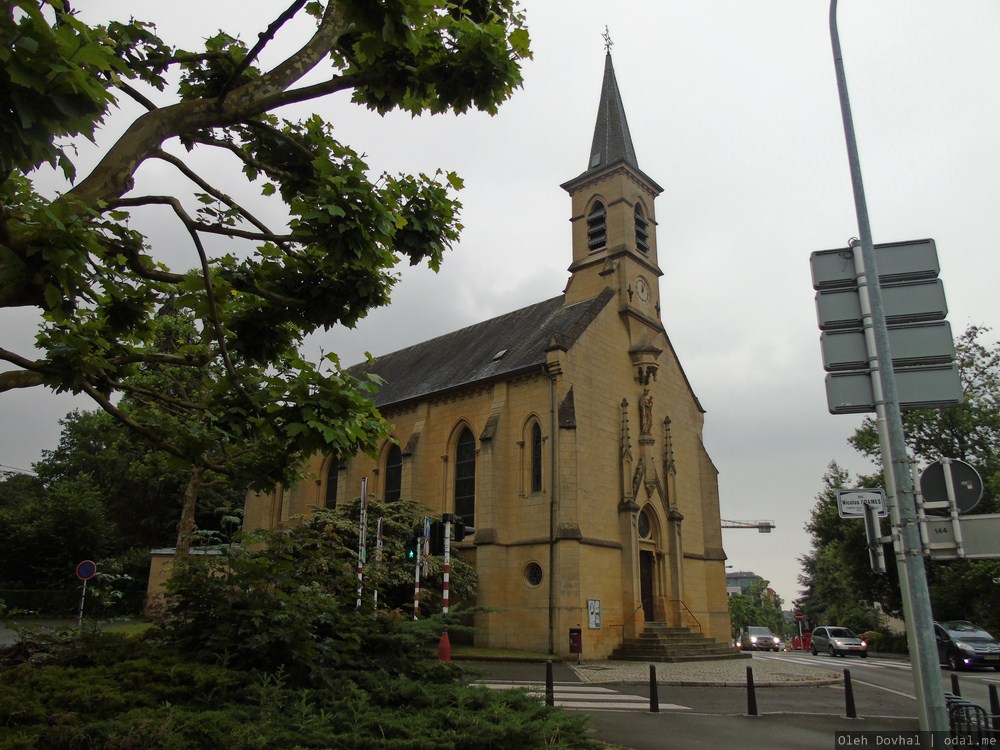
xmin=324 ymin=459 xmax=339 ymax=508
xmin=530 ymin=422 xmax=543 ymax=494
xmin=454 ymin=427 xmax=476 ymax=527
xmin=384 ymin=444 xmax=402 ymax=502
xmin=587 ymin=200 xmax=607 ymax=252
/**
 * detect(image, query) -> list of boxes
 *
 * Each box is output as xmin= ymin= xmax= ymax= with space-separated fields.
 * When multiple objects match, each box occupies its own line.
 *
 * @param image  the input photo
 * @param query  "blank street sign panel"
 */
xmin=810 ymin=239 xmax=940 ymax=290
xmin=825 ymin=364 xmax=963 ymax=414
xmin=821 ymin=321 xmax=955 ymax=372
xmin=815 ymin=279 xmax=948 ymax=330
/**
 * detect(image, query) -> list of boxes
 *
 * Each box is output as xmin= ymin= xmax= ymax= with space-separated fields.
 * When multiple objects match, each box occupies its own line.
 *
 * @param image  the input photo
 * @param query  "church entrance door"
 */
xmin=639 ymin=550 xmax=655 ymax=622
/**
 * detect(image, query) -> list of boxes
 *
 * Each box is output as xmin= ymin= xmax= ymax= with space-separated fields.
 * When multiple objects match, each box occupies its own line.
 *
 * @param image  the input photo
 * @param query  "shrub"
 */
xmin=0 ymin=630 xmax=601 ymax=750
xmin=861 ymin=630 xmax=909 ymax=654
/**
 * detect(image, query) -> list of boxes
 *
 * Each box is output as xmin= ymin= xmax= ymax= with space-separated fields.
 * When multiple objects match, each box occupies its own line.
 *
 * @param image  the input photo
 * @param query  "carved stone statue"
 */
xmin=639 ymin=388 xmax=653 ymax=436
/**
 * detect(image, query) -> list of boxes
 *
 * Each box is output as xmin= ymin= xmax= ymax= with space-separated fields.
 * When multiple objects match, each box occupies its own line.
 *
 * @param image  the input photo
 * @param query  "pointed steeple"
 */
xmin=587 ymin=52 xmax=639 ymax=174
xmin=562 ymin=50 xmax=660 ymax=192
xmin=560 ymin=44 xmax=664 ymax=309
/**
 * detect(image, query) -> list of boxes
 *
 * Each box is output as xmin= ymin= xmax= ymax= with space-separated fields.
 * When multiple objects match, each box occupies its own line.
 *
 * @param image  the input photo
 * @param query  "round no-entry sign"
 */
xmin=75 ymin=560 xmax=97 ymax=581
xmin=920 ymin=459 xmax=983 ymax=515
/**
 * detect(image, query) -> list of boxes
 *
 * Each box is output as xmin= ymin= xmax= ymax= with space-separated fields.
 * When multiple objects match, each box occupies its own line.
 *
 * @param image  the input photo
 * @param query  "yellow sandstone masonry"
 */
xmin=235 ymin=50 xmax=734 ymax=658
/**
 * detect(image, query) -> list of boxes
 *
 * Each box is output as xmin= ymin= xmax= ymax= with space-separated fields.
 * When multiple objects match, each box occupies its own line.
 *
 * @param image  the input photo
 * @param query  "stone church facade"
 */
xmin=243 ymin=52 xmax=731 ymax=658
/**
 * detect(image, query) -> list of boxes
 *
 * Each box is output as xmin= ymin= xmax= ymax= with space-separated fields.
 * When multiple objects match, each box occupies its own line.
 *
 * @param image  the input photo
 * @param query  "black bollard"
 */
xmin=950 ymin=673 xmax=961 ymax=697
xmin=844 ymin=669 xmax=857 ymax=718
xmin=649 ymin=664 xmax=660 ymax=713
xmin=746 ymin=665 xmax=758 ymax=716
xmin=545 ymin=659 xmax=554 ymax=707
xmin=989 ymin=683 xmax=999 ymax=733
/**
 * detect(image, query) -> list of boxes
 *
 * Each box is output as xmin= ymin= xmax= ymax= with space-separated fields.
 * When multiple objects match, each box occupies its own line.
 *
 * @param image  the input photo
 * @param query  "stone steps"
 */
xmin=610 ymin=623 xmax=748 ymax=663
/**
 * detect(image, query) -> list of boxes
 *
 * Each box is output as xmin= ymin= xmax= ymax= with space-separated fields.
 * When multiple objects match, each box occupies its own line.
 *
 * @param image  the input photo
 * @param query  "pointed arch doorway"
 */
xmin=639 ymin=550 xmax=656 ymax=622
xmin=636 ymin=505 xmax=660 ymax=623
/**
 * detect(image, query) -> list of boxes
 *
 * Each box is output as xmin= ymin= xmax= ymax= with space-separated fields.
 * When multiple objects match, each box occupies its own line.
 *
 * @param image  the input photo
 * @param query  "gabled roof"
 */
xmin=356 ymin=289 xmax=614 ymax=409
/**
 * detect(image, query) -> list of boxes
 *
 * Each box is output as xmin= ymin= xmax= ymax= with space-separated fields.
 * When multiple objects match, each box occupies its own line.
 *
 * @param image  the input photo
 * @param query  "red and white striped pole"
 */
xmin=374 ymin=516 xmax=383 ymax=610
xmin=355 ymin=477 xmax=368 ymax=610
xmin=439 ymin=513 xmax=454 ymax=661
xmin=441 ymin=513 xmax=453 ymax=614
xmin=412 ymin=537 xmax=422 ymax=620
xmin=413 ymin=516 xmax=430 ymax=620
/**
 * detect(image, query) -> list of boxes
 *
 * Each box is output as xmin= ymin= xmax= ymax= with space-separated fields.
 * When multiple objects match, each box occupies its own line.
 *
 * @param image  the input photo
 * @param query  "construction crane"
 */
xmin=721 ymin=519 xmax=775 ymax=533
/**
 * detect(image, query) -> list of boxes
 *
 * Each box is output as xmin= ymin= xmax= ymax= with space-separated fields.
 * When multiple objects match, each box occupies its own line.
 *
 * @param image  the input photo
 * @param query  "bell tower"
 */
xmin=561 ymin=49 xmax=664 ymax=332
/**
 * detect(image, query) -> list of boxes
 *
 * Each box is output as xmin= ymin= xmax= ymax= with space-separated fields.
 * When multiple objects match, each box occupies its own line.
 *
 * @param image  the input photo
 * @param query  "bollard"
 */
xmin=950 ymin=673 xmax=961 ymax=697
xmin=844 ymin=669 xmax=857 ymax=718
xmin=437 ymin=630 xmax=451 ymax=662
xmin=545 ymin=659 xmax=554 ymax=707
xmin=649 ymin=664 xmax=660 ymax=713
xmin=989 ymin=683 xmax=999 ymax=733
xmin=746 ymin=666 xmax=758 ymax=716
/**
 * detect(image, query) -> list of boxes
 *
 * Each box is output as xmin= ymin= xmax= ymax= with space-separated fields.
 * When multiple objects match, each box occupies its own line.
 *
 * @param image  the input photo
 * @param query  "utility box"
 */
xmin=568 ymin=628 xmax=582 ymax=654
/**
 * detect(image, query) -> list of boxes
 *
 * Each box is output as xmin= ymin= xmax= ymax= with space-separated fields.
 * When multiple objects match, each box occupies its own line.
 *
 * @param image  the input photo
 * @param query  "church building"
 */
xmin=243 ymin=52 xmax=732 ymax=658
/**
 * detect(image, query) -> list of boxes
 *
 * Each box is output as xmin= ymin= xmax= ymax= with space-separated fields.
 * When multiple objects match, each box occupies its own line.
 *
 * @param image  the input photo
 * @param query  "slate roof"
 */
xmin=588 ymin=52 xmax=638 ymax=175
xmin=356 ymin=289 xmax=615 ymax=410
xmin=562 ymin=52 xmax=662 ymax=193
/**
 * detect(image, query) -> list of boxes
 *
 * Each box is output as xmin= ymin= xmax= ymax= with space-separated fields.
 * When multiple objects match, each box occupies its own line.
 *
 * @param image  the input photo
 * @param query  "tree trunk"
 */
xmin=175 ymin=464 xmax=204 ymax=556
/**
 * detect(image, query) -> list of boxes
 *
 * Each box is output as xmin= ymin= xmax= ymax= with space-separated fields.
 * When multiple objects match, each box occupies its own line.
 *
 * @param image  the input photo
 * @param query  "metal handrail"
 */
xmin=672 ymin=599 xmax=702 ymax=633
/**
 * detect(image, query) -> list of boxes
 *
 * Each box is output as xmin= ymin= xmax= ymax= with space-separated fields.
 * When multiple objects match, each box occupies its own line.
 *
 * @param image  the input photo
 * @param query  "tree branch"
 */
xmin=188 ymin=134 xmax=297 ymax=184
xmin=117 ymin=81 xmax=158 ymax=112
xmin=110 ymin=378 xmax=210 ymax=414
xmin=0 ymin=348 xmax=58 ymax=393
xmin=80 ymin=380 xmax=226 ymax=473
xmin=67 ymin=2 xmax=354 ymax=208
xmin=0 ymin=369 xmax=47 ymax=392
xmin=152 ymin=148 xmax=298 ymax=248
xmin=220 ymin=0 xmax=309 ymax=98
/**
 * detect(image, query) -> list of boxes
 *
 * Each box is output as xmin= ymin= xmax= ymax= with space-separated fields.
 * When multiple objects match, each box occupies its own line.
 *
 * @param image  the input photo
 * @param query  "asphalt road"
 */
xmin=467 ymin=653 xmax=1000 ymax=750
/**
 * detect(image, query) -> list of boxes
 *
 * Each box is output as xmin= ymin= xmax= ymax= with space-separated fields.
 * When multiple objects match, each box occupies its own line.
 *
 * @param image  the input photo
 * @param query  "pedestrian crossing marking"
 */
xmin=762 ymin=654 xmax=912 ymax=671
xmin=475 ymin=680 xmax=691 ymax=712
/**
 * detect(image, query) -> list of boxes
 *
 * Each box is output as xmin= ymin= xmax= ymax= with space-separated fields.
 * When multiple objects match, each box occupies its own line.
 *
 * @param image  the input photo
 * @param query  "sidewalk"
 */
xmin=569 ymin=654 xmax=841 ymax=686
xmin=461 ymin=653 xmax=842 ymax=687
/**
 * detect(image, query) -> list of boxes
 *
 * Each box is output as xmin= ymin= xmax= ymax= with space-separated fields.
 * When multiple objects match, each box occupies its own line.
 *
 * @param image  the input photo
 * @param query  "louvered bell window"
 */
xmin=635 ymin=205 xmax=649 ymax=253
xmin=587 ymin=201 xmax=607 ymax=251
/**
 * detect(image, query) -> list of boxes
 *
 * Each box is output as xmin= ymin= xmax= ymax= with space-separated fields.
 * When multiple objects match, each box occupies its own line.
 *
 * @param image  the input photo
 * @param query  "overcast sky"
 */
xmin=2 ymin=1 xmax=999 ymax=608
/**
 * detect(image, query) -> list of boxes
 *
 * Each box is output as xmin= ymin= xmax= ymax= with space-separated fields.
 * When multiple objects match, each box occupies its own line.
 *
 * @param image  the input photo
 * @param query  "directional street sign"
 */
xmin=825 ymin=364 xmax=962 ymax=414
xmin=811 ymin=239 xmax=940 ymax=289
xmin=820 ymin=321 xmax=955 ymax=372
xmin=810 ymin=238 xmax=961 ymax=414
xmin=923 ymin=514 xmax=1000 ymax=560
xmin=815 ymin=279 xmax=948 ymax=331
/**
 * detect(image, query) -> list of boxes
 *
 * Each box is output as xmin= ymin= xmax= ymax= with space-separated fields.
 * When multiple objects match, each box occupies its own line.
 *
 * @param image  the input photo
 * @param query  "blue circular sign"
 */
xmin=76 ymin=560 xmax=97 ymax=581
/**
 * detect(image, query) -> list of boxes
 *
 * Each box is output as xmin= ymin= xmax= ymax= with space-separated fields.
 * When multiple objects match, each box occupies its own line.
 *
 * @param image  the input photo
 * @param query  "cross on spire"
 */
xmin=602 ymin=26 xmax=613 ymax=55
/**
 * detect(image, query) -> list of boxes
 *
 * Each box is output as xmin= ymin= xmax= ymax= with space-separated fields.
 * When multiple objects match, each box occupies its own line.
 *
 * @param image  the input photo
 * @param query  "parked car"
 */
xmin=810 ymin=626 xmax=868 ymax=658
xmin=736 ymin=626 xmax=781 ymax=652
xmin=934 ymin=620 xmax=1000 ymax=671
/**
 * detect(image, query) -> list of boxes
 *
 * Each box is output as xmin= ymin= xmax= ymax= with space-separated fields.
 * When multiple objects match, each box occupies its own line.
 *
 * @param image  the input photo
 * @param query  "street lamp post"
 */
xmin=828 ymin=0 xmax=948 ymax=732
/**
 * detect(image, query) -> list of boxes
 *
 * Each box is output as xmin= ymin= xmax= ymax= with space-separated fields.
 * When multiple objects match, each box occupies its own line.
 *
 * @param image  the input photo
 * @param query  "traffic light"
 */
xmin=454 ymin=519 xmax=467 ymax=542
xmin=428 ymin=521 xmax=445 ymax=555
xmin=405 ymin=536 xmax=419 ymax=561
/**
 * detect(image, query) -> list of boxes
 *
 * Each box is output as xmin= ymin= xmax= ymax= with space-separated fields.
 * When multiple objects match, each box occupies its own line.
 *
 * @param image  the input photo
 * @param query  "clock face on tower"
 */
xmin=635 ymin=276 xmax=650 ymax=302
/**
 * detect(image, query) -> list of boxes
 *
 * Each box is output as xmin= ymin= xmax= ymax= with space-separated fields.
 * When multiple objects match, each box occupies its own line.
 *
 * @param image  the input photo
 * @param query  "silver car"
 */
xmin=811 ymin=626 xmax=868 ymax=658
xmin=737 ymin=626 xmax=782 ymax=652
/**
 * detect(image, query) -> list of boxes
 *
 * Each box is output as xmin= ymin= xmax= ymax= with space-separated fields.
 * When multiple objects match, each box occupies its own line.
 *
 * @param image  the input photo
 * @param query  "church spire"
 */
xmin=585 ymin=49 xmax=638 ymax=175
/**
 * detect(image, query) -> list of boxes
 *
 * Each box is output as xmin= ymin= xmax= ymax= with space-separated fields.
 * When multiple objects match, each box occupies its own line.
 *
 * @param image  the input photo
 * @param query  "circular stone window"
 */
xmin=524 ymin=562 xmax=543 ymax=587
xmin=637 ymin=508 xmax=652 ymax=539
